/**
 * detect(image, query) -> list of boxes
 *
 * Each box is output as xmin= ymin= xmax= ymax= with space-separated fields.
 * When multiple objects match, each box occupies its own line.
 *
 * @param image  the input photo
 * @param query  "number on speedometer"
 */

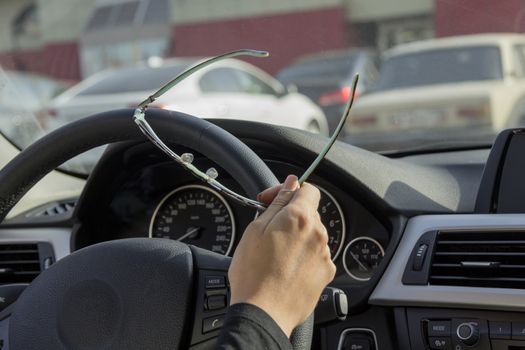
xmin=149 ymin=185 xmax=235 ymax=255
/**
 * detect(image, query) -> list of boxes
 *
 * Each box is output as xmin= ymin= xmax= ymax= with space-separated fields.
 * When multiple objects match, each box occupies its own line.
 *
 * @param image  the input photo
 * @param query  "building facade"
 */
xmin=3 ymin=0 xmax=505 ymax=83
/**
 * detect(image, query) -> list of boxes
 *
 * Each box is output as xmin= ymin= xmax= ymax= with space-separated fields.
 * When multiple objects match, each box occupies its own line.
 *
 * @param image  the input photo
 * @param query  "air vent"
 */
xmin=429 ymin=231 xmax=525 ymax=289
xmin=0 ymin=242 xmax=54 ymax=284
xmin=35 ymin=200 xmax=75 ymax=217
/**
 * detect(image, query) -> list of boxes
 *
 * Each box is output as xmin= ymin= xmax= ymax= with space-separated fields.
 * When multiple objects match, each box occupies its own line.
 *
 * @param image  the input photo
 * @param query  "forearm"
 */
xmin=216 ymin=303 xmax=292 ymax=350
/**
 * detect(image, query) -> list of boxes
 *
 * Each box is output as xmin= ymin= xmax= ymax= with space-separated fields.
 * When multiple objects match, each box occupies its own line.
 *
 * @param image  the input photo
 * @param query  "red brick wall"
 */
xmin=169 ymin=6 xmax=350 ymax=74
xmin=435 ymin=0 xmax=525 ymax=37
xmin=0 ymin=41 xmax=80 ymax=81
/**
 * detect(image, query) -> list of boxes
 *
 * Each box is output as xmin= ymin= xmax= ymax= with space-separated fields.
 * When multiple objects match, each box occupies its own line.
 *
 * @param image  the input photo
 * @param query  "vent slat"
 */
xmin=438 ymin=240 xmax=525 ymax=245
xmin=435 ymin=252 xmax=525 ymax=256
xmin=432 ymin=263 xmax=525 ymax=269
xmin=0 ymin=250 xmax=38 ymax=254
xmin=429 ymin=231 xmax=525 ymax=289
xmin=431 ymin=276 xmax=525 ymax=282
xmin=0 ymin=260 xmax=40 ymax=264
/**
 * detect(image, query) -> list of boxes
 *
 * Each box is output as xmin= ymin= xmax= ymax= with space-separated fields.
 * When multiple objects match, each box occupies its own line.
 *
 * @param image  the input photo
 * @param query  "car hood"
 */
xmin=353 ymin=81 xmax=503 ymax=111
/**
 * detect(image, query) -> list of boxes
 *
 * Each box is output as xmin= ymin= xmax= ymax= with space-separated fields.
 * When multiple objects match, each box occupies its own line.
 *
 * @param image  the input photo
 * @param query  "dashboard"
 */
xmin=72 ymin=143 xmax=391 ymax=289
xmin=5 ymin=120 xmax=525 ymax=350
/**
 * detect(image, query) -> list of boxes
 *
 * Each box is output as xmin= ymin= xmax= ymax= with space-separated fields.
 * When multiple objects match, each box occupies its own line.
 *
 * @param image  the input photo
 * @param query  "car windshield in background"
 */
xmin=278 ymin=54 xmax=358 ymax=83
xmin=76 ymin=64 xmax=189 ymax=96
xmin=375 ymin=46 xmax=503 ymax=92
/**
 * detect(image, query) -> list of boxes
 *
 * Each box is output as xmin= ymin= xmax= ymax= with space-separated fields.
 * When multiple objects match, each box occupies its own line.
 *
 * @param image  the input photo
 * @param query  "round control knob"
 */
xmin=457 ymin=322 xmax=480 ymax=346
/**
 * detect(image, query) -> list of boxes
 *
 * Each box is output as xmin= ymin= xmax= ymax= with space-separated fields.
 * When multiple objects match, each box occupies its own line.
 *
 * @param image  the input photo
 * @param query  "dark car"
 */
xmin=277 ymin=48 xmax=380 ymax=132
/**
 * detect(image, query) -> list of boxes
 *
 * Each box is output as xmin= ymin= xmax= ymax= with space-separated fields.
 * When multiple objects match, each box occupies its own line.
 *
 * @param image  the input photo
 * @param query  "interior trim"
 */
xmin=370 ymin=214 xmax=525 ymax=311
xmin=0 ymin=228 xmax=71 ymax=261
xmin=337 ymin=328 xmax=379 ymax=350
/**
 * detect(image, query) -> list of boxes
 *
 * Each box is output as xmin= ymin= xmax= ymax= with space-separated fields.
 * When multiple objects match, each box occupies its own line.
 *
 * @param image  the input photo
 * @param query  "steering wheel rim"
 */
xmin=0 ymin=108 xmax=313 ymax=349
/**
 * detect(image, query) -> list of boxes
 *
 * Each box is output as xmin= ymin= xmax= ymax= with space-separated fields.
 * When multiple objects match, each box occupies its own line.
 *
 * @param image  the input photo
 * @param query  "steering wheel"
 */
xmin=0 ymin=109 xmax=313 ymax=349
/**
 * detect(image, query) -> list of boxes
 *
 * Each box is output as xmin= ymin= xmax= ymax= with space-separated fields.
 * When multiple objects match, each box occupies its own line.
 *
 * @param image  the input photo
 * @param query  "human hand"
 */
xmin=228 ymin=175 xmax=336 ymax=337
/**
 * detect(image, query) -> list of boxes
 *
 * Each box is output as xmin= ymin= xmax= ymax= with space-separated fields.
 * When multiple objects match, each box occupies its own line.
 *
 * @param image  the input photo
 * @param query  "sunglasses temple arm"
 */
xmin=137 ymin=49 xmax=269 ymax=110
xmin=298 ymin=74 xmax=359 ymax=185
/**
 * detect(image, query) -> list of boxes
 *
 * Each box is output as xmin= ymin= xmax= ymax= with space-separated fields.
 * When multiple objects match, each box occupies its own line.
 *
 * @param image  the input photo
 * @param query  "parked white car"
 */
xmin=43 ymin=58 xmax=328 ymax=135
xmin=346 ymin=34 xmax=525 ymax=150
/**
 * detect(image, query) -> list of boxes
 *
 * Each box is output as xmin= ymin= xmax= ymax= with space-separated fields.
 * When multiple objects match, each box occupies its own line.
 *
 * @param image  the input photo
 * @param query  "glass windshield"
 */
xmin=0 ymin=0 xmax=521 ymax=174
xmin=375 ymin=46 xmax=503 ymax=91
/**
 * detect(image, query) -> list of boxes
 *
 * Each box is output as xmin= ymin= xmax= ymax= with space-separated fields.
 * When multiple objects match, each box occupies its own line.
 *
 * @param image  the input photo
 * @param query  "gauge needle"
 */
xmin=350 ymin=252 xmax=369 ymax=271
xmin=177 ymin=227 xmax=200 ymax=242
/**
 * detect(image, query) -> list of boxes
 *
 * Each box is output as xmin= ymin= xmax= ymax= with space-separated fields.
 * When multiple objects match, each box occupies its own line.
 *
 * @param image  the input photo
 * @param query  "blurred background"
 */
xmin=0 ymin=0 xmax=524 ymax=171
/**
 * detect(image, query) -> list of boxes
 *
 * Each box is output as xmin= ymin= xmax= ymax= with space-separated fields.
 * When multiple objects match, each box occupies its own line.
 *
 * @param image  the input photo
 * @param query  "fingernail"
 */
xmin=256 ymin=193 xmax=262 ymax=201
xmin=283 ymin=175 xmax=298 ymax=190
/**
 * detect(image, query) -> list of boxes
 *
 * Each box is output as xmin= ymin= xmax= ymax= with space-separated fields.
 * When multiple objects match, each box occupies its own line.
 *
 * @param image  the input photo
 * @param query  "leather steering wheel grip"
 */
xmin=0 ymin=108 xmax=313 ymax=349
xmin=0 ymin=108 xmax=277 ymax=220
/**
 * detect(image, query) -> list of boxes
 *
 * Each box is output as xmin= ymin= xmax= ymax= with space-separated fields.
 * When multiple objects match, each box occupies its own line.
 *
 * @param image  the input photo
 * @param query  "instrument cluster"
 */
xmin=146 ymin=164 xmax=388 ymax=282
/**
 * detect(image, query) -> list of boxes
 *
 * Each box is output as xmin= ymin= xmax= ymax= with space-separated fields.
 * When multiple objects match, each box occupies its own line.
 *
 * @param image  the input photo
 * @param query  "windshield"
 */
xmin=375 ymin=46 xmax=503 ymax=91
xmin=0 ymin=0 xmax=520 ymax=174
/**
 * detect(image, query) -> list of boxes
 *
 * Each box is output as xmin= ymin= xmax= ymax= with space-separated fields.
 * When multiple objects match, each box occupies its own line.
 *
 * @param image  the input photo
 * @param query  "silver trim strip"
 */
xmin=337 ymin=328 xmax=378 ymax=350
xmin=370 ymin=214 xmax=525 ymax=311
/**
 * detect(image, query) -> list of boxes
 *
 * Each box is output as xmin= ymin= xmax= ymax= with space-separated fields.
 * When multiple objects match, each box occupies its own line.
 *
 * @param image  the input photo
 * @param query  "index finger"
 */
xmin=257 ymin=184 xmax=284 ymax=205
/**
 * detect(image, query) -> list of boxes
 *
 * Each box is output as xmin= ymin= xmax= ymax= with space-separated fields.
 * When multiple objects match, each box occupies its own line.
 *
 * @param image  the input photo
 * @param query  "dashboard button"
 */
xmin=202 ymin=314 xmax=225 ymax=333
xmin=428 ymin=321 xmax=451 ymax=337
xmin=489 ymin=321 xmax=511 ymax=339
xmin=206 ymin=295 xmax=227 ymax=310
xmin=342 ymin=336 xmax=371 ymax=350
xmin=413 ymin=244 xmax=428 ymax=271
xmin=512 ymin=322 xmax=525 ymax=340
xmin=335 ymin=291 xmax=348 ymax=318
xmin=456 ymin=322 xmax=479 ymax=346
xmin=428 ymin=337 xmax=451 ymax=350
xmin=205 ymin=275 xmax=225 ymax=289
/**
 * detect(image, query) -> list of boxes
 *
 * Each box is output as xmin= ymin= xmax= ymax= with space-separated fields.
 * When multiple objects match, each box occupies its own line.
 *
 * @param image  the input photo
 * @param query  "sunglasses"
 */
xmin=133 ymin=49 xmax=359 ymax=211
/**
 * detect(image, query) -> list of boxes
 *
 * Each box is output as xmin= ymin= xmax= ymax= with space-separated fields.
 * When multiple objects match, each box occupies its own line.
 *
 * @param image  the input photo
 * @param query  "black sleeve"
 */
xmin=216 ymin=303 xmax=293 ymax=350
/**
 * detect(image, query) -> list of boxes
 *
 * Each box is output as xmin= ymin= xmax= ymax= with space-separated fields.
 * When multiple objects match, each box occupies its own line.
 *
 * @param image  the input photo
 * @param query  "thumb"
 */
xmin=257 ymin=175 xmax=299 ymax=223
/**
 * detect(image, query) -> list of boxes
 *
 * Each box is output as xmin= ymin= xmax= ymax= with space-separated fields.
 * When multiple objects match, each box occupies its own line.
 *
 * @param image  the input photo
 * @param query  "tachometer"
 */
xmin=149 ymin=184 xmax=235 ymax=255
xmin=317 ymin=186 xmax=346 ymax=260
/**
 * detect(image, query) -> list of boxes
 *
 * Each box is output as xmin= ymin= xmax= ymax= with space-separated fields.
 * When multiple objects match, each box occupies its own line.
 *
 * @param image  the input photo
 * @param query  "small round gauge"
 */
xmin=149 ymin=184 xmax=235 ymax=255
xmin=317 ymin=186 xmax=346 ymax=260
xmin=342 ymin=237 xmax=385 ymax=281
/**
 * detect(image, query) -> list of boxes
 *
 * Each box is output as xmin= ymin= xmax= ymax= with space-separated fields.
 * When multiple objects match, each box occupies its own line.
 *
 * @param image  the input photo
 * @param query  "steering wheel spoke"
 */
xmin=188 ymin=246 xmax=231 ymax=348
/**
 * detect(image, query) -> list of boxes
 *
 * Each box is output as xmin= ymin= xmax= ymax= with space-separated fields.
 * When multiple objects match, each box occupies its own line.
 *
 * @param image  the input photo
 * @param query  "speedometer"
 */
xmin=149 ymin=184 xmax=235 ymax=255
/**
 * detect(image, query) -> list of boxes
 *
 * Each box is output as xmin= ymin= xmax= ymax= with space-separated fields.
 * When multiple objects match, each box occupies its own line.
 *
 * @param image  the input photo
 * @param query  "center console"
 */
xmin=402 ymin=308 xmax=525 ymax=350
